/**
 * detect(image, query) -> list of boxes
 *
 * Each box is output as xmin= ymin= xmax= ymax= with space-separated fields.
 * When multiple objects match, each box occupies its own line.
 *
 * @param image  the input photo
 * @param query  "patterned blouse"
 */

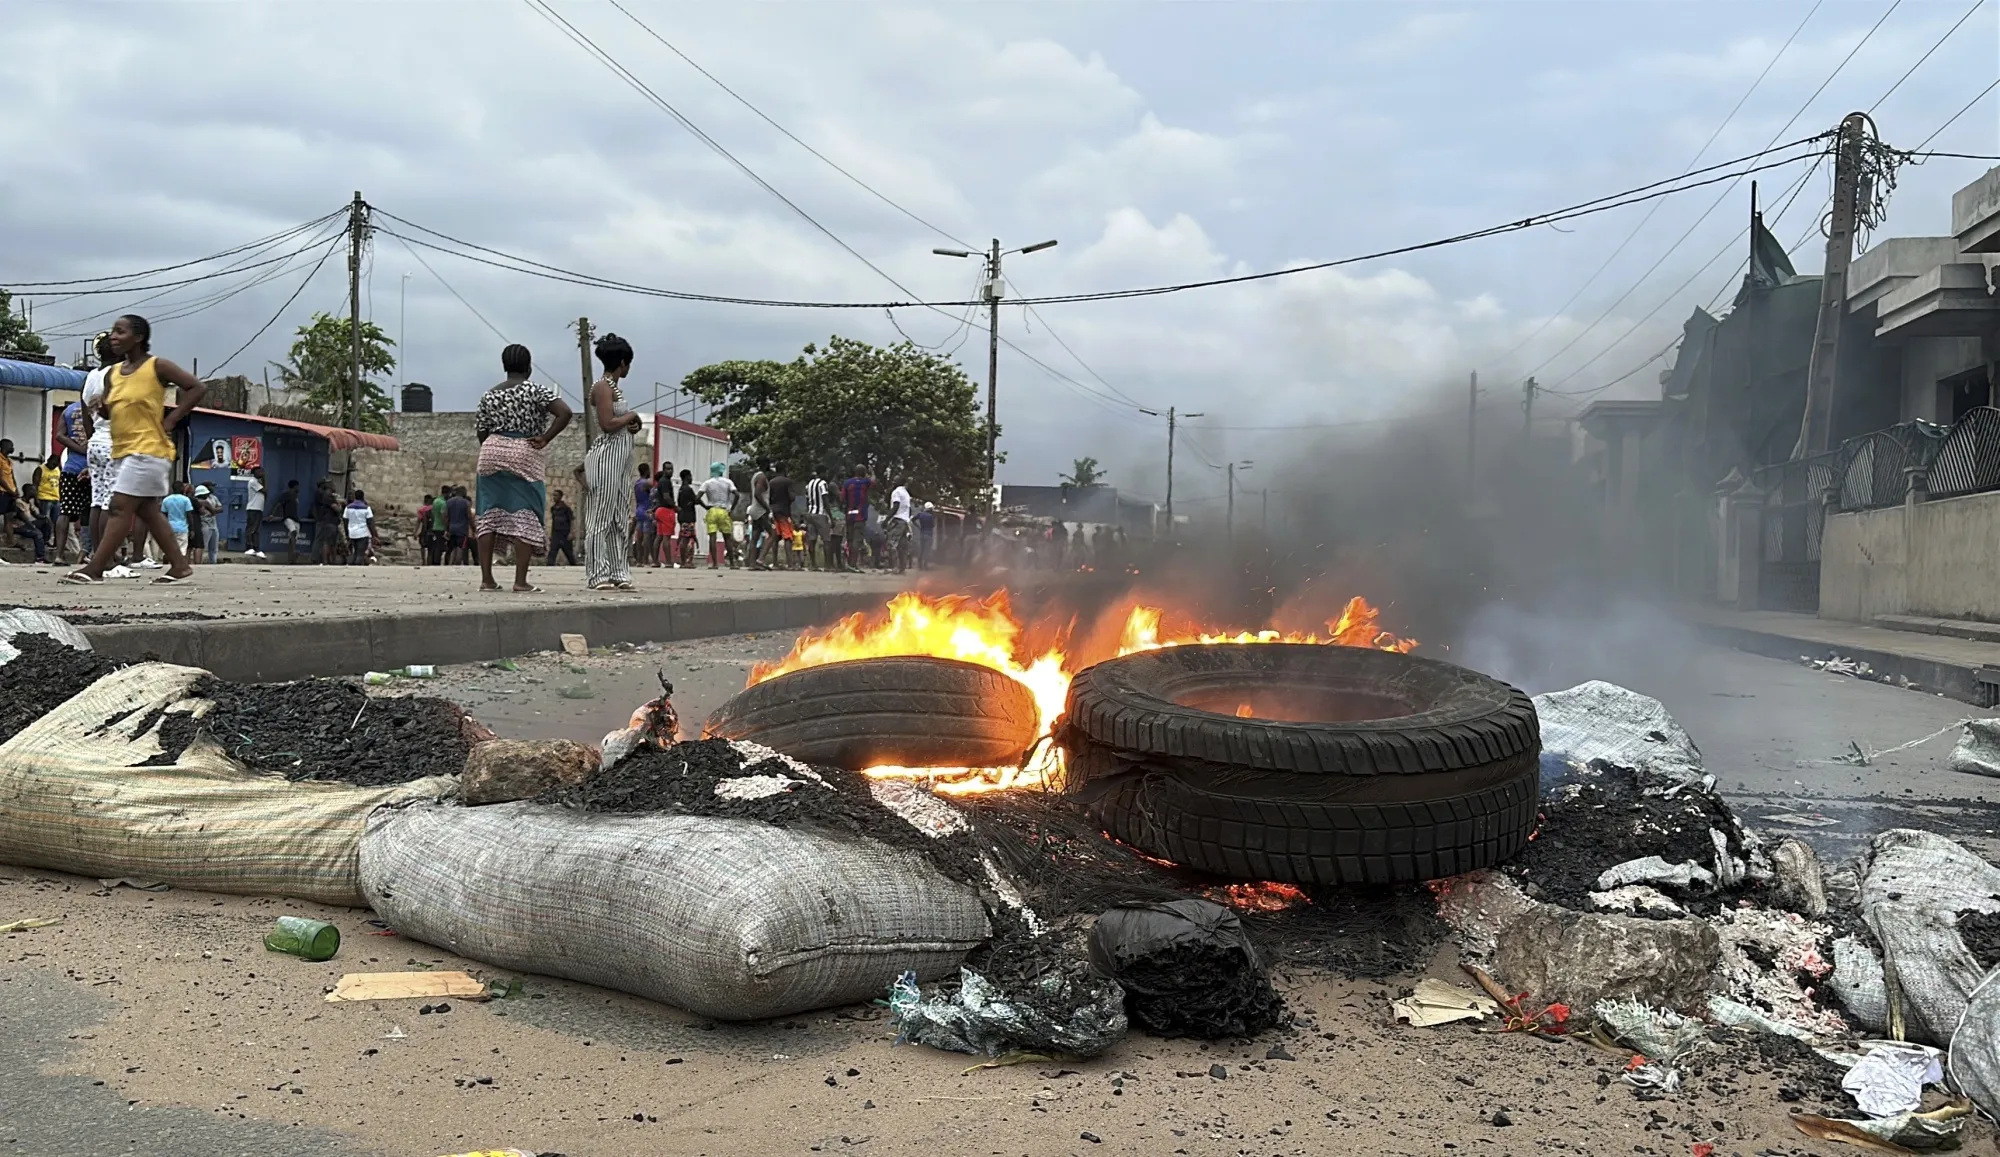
xmin=475 ymin=380 xmax=558 ymax=440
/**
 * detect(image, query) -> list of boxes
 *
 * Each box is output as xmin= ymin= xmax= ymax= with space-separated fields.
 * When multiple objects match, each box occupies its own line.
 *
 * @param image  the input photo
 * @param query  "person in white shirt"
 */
xmin=78 ymin=333 xmax=123 ymax=562
xmin=243 ymin=466 xmax=267 ymax=557
xmin=342 ymin=490 xmax=375 ymax=565
xmin=886 ymin=480 xmax=914 ymax=574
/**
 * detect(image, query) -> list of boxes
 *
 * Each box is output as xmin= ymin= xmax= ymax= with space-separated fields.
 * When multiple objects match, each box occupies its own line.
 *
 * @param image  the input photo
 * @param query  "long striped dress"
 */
xmin=582 ymin=381 xmax=635 ymax=589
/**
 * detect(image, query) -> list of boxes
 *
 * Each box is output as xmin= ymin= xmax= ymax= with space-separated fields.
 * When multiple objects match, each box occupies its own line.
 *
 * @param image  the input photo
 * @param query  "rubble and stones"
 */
xmin=459 ymin=738 xmax=601 ymax=805
xmin=0 ymin=632 xmax=118 ymax=745
xmin=149 ymin=677 xmax=473 ymax=786
xmin=1493 ymin=905 xmax=1722 ymax=1013
xmin=1504 ymin=763 xmax=1742 ymax=916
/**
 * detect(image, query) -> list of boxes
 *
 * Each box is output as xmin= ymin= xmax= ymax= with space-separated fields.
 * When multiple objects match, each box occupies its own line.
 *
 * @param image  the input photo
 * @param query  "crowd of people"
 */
xmin=3 ymin=323 xmax=1089 ymax=587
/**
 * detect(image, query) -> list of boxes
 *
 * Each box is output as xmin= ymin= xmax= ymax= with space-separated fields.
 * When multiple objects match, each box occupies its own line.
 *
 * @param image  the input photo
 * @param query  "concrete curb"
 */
xmin=80 ymin=590 xmax=893 ymax=683
xmin=1694 ymin=622 xmax=1995 ymax=707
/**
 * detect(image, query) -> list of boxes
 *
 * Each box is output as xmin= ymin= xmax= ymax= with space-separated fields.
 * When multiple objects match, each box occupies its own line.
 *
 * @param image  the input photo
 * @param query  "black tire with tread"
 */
xmin=1059 ymin=644 xmax=1540 ymax=885
xmin=704 ymin=656 xmax=1041 ymax=771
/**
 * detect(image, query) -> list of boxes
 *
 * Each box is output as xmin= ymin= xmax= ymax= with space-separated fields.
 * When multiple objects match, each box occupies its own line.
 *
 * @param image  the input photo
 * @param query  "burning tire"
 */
xmin=1059 ymin=644 xmax=1540 ymax=885
xmin=704 ymin=656 xmax=1042 ymax=771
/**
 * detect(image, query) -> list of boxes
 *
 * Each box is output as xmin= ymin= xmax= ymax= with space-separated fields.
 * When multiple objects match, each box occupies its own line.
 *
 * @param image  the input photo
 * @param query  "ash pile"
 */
xmin=1429 ymin=679 xmax=2000 ymax=1146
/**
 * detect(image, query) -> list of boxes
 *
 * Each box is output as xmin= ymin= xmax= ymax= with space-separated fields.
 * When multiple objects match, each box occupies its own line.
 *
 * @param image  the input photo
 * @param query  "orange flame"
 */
xmin=1209 ymin=881 xmax=1310 ymax=912
xmin=746 ymin=590 xmax=1415 ymax=794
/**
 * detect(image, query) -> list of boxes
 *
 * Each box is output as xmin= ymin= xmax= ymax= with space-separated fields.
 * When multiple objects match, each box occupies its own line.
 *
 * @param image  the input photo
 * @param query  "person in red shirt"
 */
xmin=651 ymin=501 xmax=676 ymax=567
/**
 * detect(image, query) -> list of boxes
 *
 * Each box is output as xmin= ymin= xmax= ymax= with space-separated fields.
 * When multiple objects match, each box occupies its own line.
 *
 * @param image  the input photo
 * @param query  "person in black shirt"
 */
xmin=273 ymin=480 xmax=302 ymax=564
xmin=547 ymin=489 xmax=576 ymax=565
xmin=674 ymin=469 xmax=699 ymax=568
xmin=310 ymin=480 xmax=343 ymax=564
xmin=764 ymin=467 xmax=794 ymax=569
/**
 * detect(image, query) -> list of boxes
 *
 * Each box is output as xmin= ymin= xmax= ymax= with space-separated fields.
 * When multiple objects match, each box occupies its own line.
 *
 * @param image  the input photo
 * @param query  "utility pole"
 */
xmin=1260 ymin=488 xmax=1268 ymax=537
xmin=1797 ymin=112 xmax=1869 ymax=458
xmin=932 ymin=238 xmax=1057 ymax=509
xmin=345 ymin=192 xmax=367 ymax=430
xmin=983 ymin=238 xmax=1001 ymax=504
xmin=1140 ymin=405 xmax=1203 ymax=542
xmin=1466 ymin=370 xmax=1478 ymax=494
xmin=1227 ymin=462 xmax=1236 ymax=548
xmin=1522 ymin=376 xmax=1536 ymax=435
xmin=576 ymin=316 xmax=593 ymax=544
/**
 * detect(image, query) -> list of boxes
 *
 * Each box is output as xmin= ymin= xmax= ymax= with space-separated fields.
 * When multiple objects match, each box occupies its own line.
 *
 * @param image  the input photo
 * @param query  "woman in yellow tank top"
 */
xmin=62 ymin=314 xmax=207 ymax=586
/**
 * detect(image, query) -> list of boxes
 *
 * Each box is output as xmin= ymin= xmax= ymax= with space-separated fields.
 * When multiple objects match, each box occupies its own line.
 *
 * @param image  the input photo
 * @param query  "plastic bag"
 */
xmin=1087 ymin=898 xmax=1283 ymax=1039
xmin=889 ymin=965 xmax=1127 ymax=1058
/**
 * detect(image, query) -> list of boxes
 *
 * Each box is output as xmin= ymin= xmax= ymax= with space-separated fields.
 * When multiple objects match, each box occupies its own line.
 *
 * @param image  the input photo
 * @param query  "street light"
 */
xmin=934 ymin=237 xmax=1059 ymax=505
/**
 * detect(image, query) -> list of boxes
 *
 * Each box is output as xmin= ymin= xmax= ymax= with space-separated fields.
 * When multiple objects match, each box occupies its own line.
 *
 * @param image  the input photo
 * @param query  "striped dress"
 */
xmin=582 ymin=381 xmax=635 ymax=589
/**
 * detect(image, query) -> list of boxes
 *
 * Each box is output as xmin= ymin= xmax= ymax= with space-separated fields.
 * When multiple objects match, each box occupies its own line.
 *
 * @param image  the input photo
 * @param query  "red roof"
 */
xmin=195 ymin=408 xmax=400 ymax=451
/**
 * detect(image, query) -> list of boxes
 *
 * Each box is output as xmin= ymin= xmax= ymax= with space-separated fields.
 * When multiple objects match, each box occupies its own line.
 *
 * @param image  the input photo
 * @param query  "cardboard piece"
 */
xmin=1391 ymin=977 xmax=1499 ymax=1027
xmin=326 ymin=970 xmax=487 ymax=1003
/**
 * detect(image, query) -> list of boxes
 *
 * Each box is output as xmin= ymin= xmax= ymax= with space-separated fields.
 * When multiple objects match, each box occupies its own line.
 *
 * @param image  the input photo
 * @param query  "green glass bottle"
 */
xmin=264 ymin=916 xmax=340 ymax=961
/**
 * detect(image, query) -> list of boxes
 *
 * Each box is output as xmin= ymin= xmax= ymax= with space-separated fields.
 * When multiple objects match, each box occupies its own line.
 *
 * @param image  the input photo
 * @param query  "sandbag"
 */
xmin=0 ymin=608 xmax=90 ymax=664
xmin=1533 ymin=680 xmax=1705 ymax=790
xmin=360 ymin=800 xmax=991 ymax=1021
xmin=1949 ymin=968 xmax=2000 ymax=1118
xmin=0 ymin=663 xmax=453 ymax=906
xmin=1834 ymin=829 xmax=2000 ymax=1045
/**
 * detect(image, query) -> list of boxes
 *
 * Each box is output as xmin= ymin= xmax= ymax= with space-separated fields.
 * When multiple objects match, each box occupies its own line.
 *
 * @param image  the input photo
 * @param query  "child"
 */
xmin=652 ymin=499 xmax=676 ymax=567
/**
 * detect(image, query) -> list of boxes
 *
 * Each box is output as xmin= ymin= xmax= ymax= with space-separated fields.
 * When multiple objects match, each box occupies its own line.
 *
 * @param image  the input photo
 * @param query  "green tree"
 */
xmin=1061 ymin=457 xmax=1105 ymax=489
xmin=0 ymin=290 xmax=49 ymax=357
xmin=270 ymin=312 xmax=395 ymax=432
xmin=681 ymin=336 xmax=988 ymax=505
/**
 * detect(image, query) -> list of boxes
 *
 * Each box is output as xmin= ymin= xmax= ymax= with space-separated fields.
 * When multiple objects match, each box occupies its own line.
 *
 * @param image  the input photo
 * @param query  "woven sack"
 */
xmin=0 ymin=662 xmax=453 ymax=905
xmin=360 ymin=800 xmax=991 ymax=1020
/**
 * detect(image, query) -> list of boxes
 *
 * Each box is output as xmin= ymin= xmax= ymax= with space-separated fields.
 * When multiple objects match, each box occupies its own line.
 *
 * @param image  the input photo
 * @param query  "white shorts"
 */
xmin=87 ymin=440 xmax=115 ymax=509
xmin=110 ymin=454 xmax=172 ymax=499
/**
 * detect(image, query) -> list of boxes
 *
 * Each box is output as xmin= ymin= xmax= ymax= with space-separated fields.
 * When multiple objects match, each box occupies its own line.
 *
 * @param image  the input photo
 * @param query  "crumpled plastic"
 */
xmin=889 ymin=966 xmax=1127 ymax=1058
xmin=1841 ymin=1043 xmax=1945 ymax=1118
xmin=599 ymin=674 xmax=681 ymax=771
xmin=1595 ymin=999 xmax=1707 ymax=1065
xmin=1087 ymin=899 xmax=1282 ymax=1039
xmin=1595 ymin=856 xmax=1716 ymax=894
xmin=1792 ymin=1101 xmax=1970 ymax=1151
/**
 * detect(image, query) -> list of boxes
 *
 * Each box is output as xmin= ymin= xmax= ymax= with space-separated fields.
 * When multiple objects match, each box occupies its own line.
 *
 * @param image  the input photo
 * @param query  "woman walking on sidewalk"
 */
xmin=62 ymin=315 xmax=206 ymax=586
xmin=582 ymin=332 xmax=643 ymax=591
xmin=473 ymin=344 xmax=571 ymax=592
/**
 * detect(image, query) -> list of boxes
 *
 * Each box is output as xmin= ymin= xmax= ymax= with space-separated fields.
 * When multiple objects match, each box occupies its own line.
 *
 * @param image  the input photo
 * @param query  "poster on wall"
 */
xmin=209 ymin=439 xmax=231 ymax=469
xmin=230 ymin=437 xmax=263 ymax=469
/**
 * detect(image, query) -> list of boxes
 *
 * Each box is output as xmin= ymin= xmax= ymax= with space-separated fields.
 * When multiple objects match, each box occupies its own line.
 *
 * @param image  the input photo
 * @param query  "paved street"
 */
xmin=6 ymin=628 xmax=1998 ymax=1157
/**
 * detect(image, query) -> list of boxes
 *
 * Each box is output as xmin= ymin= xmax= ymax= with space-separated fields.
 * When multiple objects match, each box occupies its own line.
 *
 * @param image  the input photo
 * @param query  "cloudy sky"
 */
xmin=5 ymin=0 xmax=1996 ymax=500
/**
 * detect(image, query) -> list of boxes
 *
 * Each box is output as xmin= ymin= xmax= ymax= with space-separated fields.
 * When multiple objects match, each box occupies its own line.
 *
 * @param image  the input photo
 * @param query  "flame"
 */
xmin=746 ymin=590 xmax=1416 ymax=794
xmin=1209 ymin=881 xmax=1309 ymax=912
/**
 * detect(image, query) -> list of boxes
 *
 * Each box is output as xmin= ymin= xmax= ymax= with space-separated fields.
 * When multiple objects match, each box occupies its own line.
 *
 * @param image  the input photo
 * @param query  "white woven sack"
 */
xmin=360 ymin=800 xmax=992 ymax=1021
xmin=0 ymin=662 xmax=454 ymax=905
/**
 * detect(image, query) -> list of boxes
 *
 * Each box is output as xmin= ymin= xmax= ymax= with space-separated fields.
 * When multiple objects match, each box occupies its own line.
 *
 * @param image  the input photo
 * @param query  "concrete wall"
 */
xmin=1899 ymin=336 xmax=1985 ymax=422
xmin=1822 ymin=489 xmax=2000 ymax=622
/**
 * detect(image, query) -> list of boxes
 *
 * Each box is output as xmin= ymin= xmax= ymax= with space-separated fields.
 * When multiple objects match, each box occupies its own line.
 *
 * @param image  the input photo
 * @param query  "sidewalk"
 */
xmin=1689 ymin=606 xmax=2000 ymax=707
xmin=8 ymin=561 xmax=927 ymax=682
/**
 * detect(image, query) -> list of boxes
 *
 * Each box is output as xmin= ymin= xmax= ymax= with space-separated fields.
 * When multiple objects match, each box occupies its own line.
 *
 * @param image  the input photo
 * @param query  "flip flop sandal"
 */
xmin=58 ymin=571 xmax=101 ymax=585
xmin=150 ymin=574 xmax=195 ymax=586
xmin=512 ymin=585 xmax=545 ymax=594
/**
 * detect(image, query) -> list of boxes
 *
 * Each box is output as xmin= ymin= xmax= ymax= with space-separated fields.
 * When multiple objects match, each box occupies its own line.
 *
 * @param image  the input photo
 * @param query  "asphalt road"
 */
xmin=7 ymin=628 xmax=1999 ymax=1156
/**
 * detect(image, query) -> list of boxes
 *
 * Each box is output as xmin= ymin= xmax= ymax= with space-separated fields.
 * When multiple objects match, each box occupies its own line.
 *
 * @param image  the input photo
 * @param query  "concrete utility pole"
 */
xmin=932 ymin=238 xmax=1057 ymax=508
xmin=1797 ymin=112 xmax=1869 ymax=458
xmin=1260 ymin=488 xmax=1268 ymax=536
xmin=577 ymin=316 xmax=593 ymax=543
xmin=1523 ymin=376 xmax=1536 ymax=435
xmin=1465 ymin=371 xmax=1478 ymax=494
xmin=346 ymin=191 xmax=368 ymax=430
xmin=1139 ymin=405 xmax=1203 ymax=542
xmin=1225 ymin=460 xmax=1252 ymax=548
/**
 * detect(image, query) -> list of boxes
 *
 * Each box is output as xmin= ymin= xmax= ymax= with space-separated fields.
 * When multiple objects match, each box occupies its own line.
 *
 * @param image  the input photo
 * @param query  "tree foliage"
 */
xmin=270 ymin=312 xmax=396 ymax=432
xmin=680 ymin=336 xmax=988 ymax=504
xmin=1062 ymin=457 xmax=1106 ymax=489
xmin=0 ymin=290 xmax=48 ymax=356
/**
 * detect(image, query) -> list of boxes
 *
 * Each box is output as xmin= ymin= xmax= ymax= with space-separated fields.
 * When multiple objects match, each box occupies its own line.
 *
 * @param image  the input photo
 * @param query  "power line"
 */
xmin=4 ymin=209 xmax=345 ymax=290
xmin=13 ymin=237 xmax=345 ymax=302
xmin=1490 ymin=0 xmax=1824 ymax=368
xmin=204 ymin=234 xmax=346 ymax=376
xmin=1915 ymin=77 xmax=2000 ymax=150
xmin=40 ymin=220 xmax=348 ymax=337
xmin=1523 ymin=1 xmax=1905 ymax=386
xmin=388 ymin=231 xmax=580 ymax=404
xmin=1869 ymin=0 xmax=1989 ymax=113
xmin=601 ymin=0 xmax=974 ymax=251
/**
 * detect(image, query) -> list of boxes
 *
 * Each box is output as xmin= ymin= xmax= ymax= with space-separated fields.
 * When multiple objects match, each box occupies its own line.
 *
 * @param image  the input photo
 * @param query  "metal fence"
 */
xmin=1927 ymin=407 xmax=2000 ymax=500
